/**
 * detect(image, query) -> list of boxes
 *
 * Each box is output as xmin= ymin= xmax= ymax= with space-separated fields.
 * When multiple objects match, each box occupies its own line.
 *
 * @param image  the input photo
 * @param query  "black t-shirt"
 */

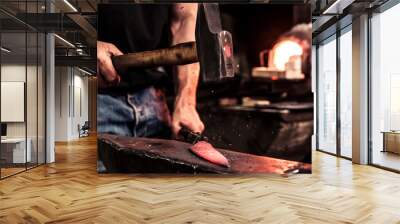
xmin=98 ymin=4 xmax=172 ymax=93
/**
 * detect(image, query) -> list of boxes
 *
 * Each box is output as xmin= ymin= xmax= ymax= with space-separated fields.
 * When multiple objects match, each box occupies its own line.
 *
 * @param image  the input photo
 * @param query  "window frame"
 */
xmin=314 ymin=21 xmax=353 ymax=160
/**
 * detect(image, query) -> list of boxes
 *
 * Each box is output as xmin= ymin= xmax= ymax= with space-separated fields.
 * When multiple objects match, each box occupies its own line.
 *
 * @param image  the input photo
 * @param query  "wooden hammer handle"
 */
xmin=112 ymin=42 xmax=198 ymax=71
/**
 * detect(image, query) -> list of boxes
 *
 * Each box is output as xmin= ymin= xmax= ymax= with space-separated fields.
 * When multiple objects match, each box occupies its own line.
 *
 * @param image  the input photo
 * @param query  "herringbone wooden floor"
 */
xmin=1 ymin=135 xmax=400 ymax=224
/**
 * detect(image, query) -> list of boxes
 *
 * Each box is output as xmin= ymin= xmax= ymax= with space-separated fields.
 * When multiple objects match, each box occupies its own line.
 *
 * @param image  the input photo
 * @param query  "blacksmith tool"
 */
xmin=112 ymin=3 xmax=235 ymax=82
xmin=97 ymin=134 xmax=310 ymax=174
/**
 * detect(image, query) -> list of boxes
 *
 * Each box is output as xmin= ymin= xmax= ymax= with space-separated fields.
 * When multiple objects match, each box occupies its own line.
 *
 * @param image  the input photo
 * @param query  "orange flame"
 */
xmin=269 ymin=40 xmax=303 ymax=71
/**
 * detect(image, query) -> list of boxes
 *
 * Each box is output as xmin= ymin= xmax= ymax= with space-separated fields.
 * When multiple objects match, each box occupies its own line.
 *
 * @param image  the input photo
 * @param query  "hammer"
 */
xmin=112 ymin=42 xmax=198 ymax=70
xmin=111 ymin=4 xmax=235 ymax=82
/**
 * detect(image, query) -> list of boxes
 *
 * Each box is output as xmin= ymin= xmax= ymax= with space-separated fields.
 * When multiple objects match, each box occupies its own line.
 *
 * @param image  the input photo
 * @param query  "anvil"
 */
xmin=97 ymin=134 xmax=311 ymax=174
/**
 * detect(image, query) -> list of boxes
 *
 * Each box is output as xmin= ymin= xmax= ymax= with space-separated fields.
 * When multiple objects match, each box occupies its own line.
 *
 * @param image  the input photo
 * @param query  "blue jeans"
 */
xmin=98 ymin=87 xmax=171 ymax=138
xmin=97 ymin=87 xmax=171 ymax=172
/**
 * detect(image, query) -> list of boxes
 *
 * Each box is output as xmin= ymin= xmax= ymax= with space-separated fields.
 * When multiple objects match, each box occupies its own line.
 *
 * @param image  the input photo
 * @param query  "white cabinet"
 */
xmin=1 ymin=138 xmax=32 ymax=163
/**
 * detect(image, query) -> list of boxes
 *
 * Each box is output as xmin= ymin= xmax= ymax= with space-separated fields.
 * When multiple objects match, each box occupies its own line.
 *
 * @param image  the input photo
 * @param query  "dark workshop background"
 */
xmin=219 ymin=4 xmax=310 ymax=75
xmin=196 ymin=4 xmax=312 ymax=164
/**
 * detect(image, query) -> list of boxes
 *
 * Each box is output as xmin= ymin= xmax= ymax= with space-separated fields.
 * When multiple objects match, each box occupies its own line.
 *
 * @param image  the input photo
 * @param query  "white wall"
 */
xmin=1 ymin=64 xmax=38 ymax=138
xmin=70 ymin=73 xmax=89 ymax=139
xmin=54 ymin=67 xmax=89 ymax=141
xmin=1 ymin=65 xmax=26 ymax=140
xmin=1 ymin=63 xmax=46 ymax=164
xmin=1 ymin=66 xmax=25 ymax=126
xmin=55 ymin=66 xmax=70 ymax=141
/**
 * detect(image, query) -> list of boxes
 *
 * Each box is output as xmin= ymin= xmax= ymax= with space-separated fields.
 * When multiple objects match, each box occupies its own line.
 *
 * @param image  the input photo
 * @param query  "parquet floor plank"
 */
xmin=0 ymin=135 xmax=399 ymax=223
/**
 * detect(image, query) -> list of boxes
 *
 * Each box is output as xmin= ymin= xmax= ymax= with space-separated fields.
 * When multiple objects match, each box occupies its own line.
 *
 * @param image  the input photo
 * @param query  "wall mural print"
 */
xmin=97 ymin=3 xmax=312 ymax=175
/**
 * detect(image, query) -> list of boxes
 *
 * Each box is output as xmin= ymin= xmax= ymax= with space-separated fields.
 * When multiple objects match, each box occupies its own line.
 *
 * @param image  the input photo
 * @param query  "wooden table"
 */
xmin=382 ymin=131 xmax=400 ymax=154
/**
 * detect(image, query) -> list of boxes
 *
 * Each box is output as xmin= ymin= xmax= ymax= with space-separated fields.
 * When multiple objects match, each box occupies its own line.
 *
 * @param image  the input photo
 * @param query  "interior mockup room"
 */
xmin=0 ymin=0 xmax=97 ymax=179
xmin=0 ymin=0 xmax=398 ymax=177
xmin=0 ymin=0 xmax=400 ymax=223
xmin=312 ymin=0 xmax=400 ymax=172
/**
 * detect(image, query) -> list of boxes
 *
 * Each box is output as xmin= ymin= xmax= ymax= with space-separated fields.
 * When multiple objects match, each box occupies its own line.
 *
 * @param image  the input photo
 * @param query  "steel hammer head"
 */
xmin=196 ymin=3 xmax=235 ymax=82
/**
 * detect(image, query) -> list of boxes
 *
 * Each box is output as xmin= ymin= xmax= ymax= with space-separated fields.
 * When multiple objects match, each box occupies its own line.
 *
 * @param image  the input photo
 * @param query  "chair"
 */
xmin=78 ymin=121 xmax=90 ymax=138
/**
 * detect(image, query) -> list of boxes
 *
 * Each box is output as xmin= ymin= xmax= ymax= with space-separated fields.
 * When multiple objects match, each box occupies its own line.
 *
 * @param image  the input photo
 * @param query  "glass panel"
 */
xmin=26 ymin=0 xmax=39 ymax=169
xmin=38 ymin=32 xmax=45 ymax=165
xmin=27 ymin=30 xmax=38 ymax=169
xmin=317 ymin=36 xmax=337 ymax=154
xmin=0 ymin=1 xmax=46 ymax=178
xmin=312 ymin=45 xmax=317 ymax=151
xmin=371 ymin=4 xmax=400 ymax=171
xmin=339 ymin=28 xmax=352 ymax=158
xmin=1 ymin=29 xmax=27 ymax=177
